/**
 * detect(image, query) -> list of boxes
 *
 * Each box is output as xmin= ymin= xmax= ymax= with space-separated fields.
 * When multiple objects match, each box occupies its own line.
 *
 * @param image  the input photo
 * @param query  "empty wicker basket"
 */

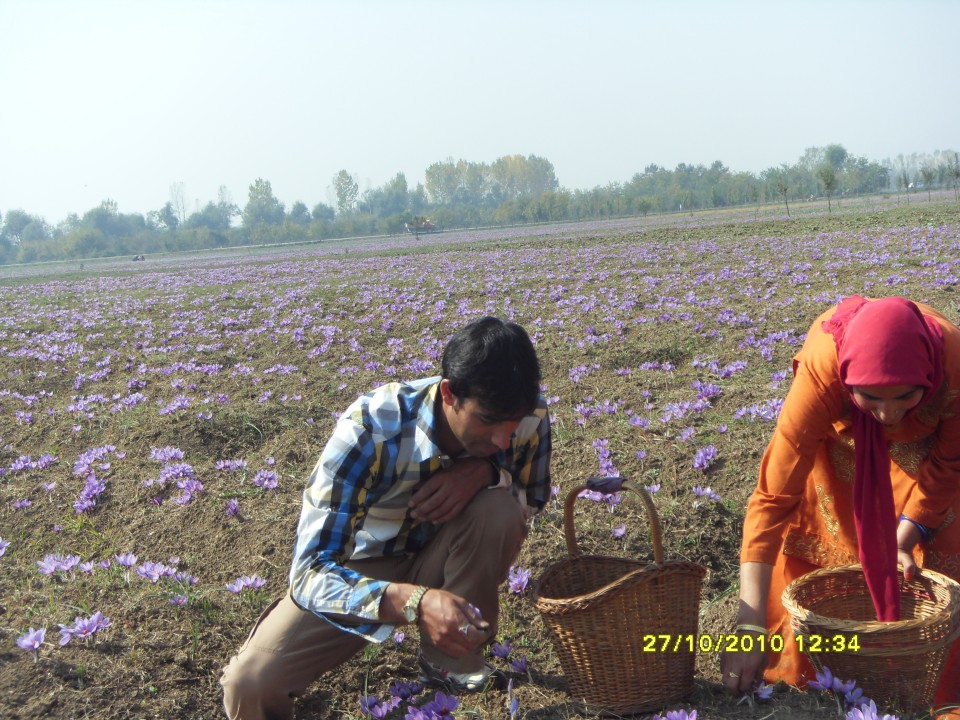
xmin=533 ymin=476 xmax=707 ymax=715
xmin=782 ymin=564 xmax=960 ymax=714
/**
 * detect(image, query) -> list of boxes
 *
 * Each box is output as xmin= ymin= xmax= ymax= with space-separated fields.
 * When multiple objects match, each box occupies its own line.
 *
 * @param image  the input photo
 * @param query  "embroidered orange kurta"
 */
xmin=741 ymin=302 xmax=960 ymax=702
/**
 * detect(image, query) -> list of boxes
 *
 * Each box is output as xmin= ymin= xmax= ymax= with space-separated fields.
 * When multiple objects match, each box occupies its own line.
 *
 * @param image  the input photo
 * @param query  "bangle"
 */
xmin=899 ymin=514 xmax=933 ymax=543
xmin=736 ymin=623 xmax=767 ymax=635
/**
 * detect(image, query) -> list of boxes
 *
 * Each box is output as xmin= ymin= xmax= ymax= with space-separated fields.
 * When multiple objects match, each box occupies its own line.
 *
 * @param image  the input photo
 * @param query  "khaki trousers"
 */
xmin=220 ymin=487 xmax=527 ymax=720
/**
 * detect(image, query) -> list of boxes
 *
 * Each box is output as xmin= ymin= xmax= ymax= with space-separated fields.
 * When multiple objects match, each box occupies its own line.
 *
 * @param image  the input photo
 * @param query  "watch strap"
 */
xmin=403 ymin=585 xmax=429 ymax=622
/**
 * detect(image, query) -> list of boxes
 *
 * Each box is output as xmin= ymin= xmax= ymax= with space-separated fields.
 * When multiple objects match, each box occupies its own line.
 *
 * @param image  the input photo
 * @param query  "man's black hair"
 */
xmin=441 ymin=316 xmax=541 ymax=418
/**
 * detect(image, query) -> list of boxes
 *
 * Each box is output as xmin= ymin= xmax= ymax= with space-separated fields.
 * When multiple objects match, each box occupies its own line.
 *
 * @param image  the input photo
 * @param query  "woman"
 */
xmin=721 ymin=295 xmax=960 ymax=705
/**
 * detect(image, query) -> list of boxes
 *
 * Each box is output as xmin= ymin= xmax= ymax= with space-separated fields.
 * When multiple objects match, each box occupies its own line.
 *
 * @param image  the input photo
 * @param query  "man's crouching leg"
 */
xmin=412 ymin=486 xmax=527 ymax=673
xmin=220 ymin=594 xmax=368 ymax=720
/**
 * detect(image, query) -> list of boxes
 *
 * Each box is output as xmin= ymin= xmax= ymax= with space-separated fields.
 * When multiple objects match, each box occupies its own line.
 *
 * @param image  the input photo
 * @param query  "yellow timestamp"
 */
xmin=641 ymin=633 xmax=787 ymax=653
xmin=794 ymin=633 xmax=861 ymax=653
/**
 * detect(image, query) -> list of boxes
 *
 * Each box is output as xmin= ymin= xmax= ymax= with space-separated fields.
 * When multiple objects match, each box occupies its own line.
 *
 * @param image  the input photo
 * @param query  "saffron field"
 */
xmin=1 ymin=202 xmax=958 ymax=719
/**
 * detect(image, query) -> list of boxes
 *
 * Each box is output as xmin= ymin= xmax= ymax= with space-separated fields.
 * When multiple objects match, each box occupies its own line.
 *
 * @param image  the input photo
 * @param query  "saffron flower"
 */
xmin=845 ymin=700 xmax=899 ymax=720
xmin=226 ymin=573 xmax=267 ymax=594
xmin=507 ymin=566 xmax=532 ymax=594
xmin=808 ymin=665 xmax=840 ymax=692
xmin=58 ymin=611 xmax=111 ymax=646
xmin=388 ymin=680 xmax=423 ymax=701
xmin=16 ymin=627 xmax=46 ymax=654
xmin=225 ymin=498 xmax=240 ymax=516
xmin=653 ymin=711 xmax=697 ymax=720
xmin=491 ymin=640 xmax=512 ymax=659
xmin=253 ymin=469 xmax=278 ymax=489
xmin=509 ymin=655 xmax=529 ymax=673
xmin=692 ymin=445 xmax=718 ymax=471
xmin=692 ymin=485 xmax=721 ymax=502
xmin=0 ymin=538 xmax=9 ymax=557
xmin=612 ymin=523 xmax=627 ymax=538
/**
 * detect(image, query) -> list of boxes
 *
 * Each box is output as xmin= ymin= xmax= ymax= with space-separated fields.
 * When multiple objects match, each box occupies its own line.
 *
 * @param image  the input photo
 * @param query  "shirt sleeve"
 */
xmin=509 ymin=397 xmax=552 ymax=512
xmin=288 ymin=417 xmax=390 ymax=623
xmin=740 ymin=337 xmax=843 ymax=565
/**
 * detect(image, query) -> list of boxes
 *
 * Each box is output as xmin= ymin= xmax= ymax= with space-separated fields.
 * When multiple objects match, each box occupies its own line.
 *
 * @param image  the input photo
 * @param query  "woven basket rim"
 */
xmin=532 ymin=554 xmax=707 ymax=608
xmin=782 ymin=563 xmax=960 ymax=634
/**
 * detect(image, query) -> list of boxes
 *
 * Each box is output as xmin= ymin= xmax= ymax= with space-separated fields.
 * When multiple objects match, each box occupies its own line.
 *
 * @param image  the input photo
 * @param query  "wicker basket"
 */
xmin=782 ymin=564 xmax=960 ymax=713
xmin=533 ymin=476 xmax=707 ymax=714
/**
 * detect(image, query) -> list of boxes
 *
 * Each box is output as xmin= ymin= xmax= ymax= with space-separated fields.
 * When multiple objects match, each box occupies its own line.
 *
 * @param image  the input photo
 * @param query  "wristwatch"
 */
xmin=402 ymin=585 xmax=429 ymax=623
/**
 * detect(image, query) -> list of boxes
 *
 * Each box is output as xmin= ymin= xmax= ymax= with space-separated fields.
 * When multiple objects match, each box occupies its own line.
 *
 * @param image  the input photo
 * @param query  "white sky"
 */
xmin=1 ymin=0 xmax=957 ymax=224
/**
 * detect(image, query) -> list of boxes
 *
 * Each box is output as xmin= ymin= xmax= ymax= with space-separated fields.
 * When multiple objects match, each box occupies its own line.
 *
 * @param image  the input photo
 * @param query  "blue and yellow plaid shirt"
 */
xmin=289 ymin=376 xmax=551 ymax=641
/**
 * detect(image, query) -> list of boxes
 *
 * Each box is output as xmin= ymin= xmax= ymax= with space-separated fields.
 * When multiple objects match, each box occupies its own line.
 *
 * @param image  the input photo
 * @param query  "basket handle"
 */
xmin=563 ymin=475 xmax=664 ymax=564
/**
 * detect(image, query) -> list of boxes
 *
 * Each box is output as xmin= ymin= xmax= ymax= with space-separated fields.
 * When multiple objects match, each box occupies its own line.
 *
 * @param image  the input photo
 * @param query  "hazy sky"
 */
xmin=2 ymin=0 xmax=958 ymax=224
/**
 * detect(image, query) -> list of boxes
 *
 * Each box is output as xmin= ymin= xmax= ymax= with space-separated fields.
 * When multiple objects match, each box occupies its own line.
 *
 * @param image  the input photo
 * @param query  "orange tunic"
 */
xmin=741 ymin=302 xmax=960 ymax=702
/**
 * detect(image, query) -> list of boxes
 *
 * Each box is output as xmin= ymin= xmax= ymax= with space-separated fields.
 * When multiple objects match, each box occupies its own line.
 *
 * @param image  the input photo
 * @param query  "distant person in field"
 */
xmin=220 ymin=316 xmax=552 ymax=720
xmin=722 ymin=295 xmax=960 ymax=705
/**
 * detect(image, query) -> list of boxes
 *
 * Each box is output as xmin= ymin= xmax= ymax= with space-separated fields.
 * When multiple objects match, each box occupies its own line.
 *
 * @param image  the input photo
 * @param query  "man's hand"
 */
xmin=408 ymin=457 xmax=492 ymax=523
xmin=417 ymin=588 xmax=492 ymax=657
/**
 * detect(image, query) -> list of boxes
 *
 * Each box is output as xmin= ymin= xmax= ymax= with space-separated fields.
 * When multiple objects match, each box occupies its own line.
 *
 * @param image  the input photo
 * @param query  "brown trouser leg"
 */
xmin=220 ymin=487 xmax=526 ymax=720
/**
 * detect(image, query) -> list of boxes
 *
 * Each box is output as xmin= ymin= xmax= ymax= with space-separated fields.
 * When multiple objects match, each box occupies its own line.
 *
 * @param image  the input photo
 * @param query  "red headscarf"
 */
xmin=822 ymin=295 xmax=944 ymax=621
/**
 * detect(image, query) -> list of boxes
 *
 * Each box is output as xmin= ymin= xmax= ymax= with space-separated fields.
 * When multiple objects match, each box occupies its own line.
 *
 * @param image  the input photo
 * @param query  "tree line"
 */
xmin=2 ymin=146 xmax=959 ymax=265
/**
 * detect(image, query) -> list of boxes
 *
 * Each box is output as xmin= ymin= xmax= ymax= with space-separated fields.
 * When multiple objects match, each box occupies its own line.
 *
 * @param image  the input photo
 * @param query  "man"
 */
xmin=221 ymin=316 xmax=552 ymax=720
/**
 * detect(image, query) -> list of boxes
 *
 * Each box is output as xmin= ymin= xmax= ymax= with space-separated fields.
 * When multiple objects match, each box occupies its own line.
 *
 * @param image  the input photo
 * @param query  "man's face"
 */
xmin=439 ymin=380 xmax=523 ymax=457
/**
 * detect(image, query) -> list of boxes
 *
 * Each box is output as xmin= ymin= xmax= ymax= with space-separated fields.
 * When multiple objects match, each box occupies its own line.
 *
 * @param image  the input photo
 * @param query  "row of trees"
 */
xmin=3 ymin=147 xmax=959 ymax=265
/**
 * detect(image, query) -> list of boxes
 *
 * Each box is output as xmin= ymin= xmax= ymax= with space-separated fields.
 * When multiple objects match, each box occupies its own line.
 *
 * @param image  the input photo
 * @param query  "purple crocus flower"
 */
xmin=253 ymin=470 xmax=278 ymax=489
xmin=808 ymin=665 xmax=837 ymax=692
xmin=16 ymin=627 xmax=46 ymax=652
xmin=509 ymin=655 xmax=529 ymax=673
xmin=654 ymin=711 xmax=697 ymax=720
xmin=225 ymin=498 xmax=240 ymax=516
xmin=0 ymin=538 xmax=9 ymax=558
xmin=508 ymin=566 xmax=532 ymax=594
xmin=388 ymin=680 xmax=423 ymax=701
xmin=491 ymin=640 xmax=512 ymax=659
xmin=507 ymin=678 xmax=519 ymax=719
xmin=421 ymin=691 xmax=459 ymax=716
xmin=58 ymin=611 xmax=111 ymax=645
xmin=612 ymin=523 xmax=627 ymax=538
xmin=692 ymin=445 xmax=718 ymax=471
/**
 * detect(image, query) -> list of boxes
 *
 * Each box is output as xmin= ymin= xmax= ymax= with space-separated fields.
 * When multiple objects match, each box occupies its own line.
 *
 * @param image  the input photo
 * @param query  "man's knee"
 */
xmin=454 ymin=488 xmax=528 ymax=564
xmin=221 ymin=649 xmax=293 ymax=720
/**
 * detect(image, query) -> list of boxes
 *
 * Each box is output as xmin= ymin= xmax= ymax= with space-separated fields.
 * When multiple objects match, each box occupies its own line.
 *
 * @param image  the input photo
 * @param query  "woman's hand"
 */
xmin=720 ymin=631 xmax=767 ymax=694
xmin=896 ymin=518 xmax=923 ymax=581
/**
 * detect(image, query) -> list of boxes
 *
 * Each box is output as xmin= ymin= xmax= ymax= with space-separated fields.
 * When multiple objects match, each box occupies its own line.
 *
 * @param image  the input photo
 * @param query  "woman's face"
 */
xmin=850 ymin=384 xmax=924 ymax=427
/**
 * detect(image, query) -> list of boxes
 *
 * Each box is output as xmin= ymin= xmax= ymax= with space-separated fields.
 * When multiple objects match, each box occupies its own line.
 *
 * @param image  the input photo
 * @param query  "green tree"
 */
xmin=334 ymin=170 xmax=359 ymax=214
xmin=288 ymin=201 xmax=311 ymax=226
xmin=380 ymin=172 xmax=409 ymax=216
xmin=762 ymin=166 xmax=791 ymax=217
xmin=243 ymin=178 xmax=284 ymax=227
xmin=2 ymin=208 xmax=37 ymax=244
xmin=311 ymin=202 xmax=336 ymax=222
xmin=824 ymin=144 xmax=849 ymax=170
xmin=817 ymin=164 xmax=838 ymax=212
xmin=920 ymin=163 xmax=937 ymax=201
xmin=424 ymin=160 xmax=460 ymax=205
xmin=157 ymin=202 xmax=180 ymax=231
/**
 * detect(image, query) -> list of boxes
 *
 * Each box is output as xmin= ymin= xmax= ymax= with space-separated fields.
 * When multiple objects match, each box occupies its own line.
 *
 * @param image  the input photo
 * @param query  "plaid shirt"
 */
xmin=289 ymin=376 xmax=551 ymax=641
